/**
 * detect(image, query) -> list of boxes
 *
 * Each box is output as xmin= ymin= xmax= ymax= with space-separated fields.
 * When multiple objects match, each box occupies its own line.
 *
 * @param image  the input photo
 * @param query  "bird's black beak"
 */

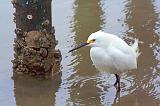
xmin=69 ymin=42 xmax=89 ymax=52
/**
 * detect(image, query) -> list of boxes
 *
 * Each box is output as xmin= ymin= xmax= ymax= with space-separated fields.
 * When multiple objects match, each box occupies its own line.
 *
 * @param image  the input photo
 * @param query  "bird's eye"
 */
xmin=87 ymin=39 xmax=96 ymax=44
xmin=92 ymin=39 xmax=96 ymax=41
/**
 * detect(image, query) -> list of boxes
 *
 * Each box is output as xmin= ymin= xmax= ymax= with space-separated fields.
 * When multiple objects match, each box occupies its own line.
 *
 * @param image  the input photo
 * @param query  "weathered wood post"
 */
xmin=11 ymin=0 xmax=61 ymax=78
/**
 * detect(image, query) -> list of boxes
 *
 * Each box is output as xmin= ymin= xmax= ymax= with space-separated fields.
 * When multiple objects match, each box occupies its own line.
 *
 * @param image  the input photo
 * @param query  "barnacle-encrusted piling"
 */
xmin=12 ymin=0 xmax=61 ymax=78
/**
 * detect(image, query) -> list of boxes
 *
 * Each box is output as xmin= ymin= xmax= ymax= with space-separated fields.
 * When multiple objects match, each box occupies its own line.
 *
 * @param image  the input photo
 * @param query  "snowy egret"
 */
xmin=69 ymin=30 xmax=139 ymax=91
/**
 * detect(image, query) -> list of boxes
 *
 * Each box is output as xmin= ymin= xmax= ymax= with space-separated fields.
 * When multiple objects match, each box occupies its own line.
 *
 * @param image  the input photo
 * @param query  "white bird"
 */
xmin=69 ymin=30 xmax=139 ymax=91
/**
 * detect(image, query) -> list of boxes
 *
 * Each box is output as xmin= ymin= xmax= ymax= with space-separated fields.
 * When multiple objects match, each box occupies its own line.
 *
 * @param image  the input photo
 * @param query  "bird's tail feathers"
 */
xmin=132 ymin=39 xmax=140 ymax=57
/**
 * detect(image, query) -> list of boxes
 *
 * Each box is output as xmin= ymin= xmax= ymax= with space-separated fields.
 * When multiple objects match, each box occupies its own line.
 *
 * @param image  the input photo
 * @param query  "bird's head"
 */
xmin=69 ymin=31 xmax=108 ymax=52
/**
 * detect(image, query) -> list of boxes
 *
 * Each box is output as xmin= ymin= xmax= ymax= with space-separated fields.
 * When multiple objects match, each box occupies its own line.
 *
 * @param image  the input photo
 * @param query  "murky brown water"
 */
xmin=0 ymin=0 xmax=160 ymax=106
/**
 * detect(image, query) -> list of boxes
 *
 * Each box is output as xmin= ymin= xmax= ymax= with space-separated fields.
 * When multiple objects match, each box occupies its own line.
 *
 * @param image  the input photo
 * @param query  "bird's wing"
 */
xmin=107 ymin=44 xmax=135 ymax=71
xmin=109 ymin=39 xmax=133 ymax=55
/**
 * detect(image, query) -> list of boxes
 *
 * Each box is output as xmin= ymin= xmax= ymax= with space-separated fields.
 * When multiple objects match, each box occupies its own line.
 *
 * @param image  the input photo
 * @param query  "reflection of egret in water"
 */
xmin=13 ymin=74 xmax=61 ymax=106
xmin=114 ymin=0 xmax=160 ymax=105
xmin=69 ymin=0 xmax=105 ymax=105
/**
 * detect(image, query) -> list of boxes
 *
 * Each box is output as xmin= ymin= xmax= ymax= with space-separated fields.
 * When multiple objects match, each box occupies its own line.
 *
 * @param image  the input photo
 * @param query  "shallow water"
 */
xmin=0 ymin=0 xmax=160 ymax=106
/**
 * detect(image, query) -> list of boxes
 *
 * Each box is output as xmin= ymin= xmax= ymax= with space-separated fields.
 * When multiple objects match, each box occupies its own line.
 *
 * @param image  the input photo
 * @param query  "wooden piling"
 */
xmin=11 ymin=0 xmax=61 ymax=78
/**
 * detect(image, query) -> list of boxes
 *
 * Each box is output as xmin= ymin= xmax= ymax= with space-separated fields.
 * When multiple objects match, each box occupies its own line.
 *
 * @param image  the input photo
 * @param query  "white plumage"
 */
xmin=88 ymin=31 xmax=139 ymax=74
xmin=69 ymin=30 xmax=139 ymax=91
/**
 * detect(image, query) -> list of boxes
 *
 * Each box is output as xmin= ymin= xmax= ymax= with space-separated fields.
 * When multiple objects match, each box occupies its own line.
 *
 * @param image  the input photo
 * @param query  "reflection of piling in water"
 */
xmin=69 ymin=0 xmax=105 ymax=105
xmin=116 ymin=0 xmax=160 ymax=105
xmin=11 ymin=0 xmax=61 ymax=78
xmin=14 ymin=74 xmax=61 ymax=106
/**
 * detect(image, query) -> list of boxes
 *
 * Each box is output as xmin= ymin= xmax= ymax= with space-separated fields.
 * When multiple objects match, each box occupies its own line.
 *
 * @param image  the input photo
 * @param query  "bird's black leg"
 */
xmin=114 ymin=74 xmax=119 ymax=86
xmin=114 ymin=74 xmax=120 ymax=92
